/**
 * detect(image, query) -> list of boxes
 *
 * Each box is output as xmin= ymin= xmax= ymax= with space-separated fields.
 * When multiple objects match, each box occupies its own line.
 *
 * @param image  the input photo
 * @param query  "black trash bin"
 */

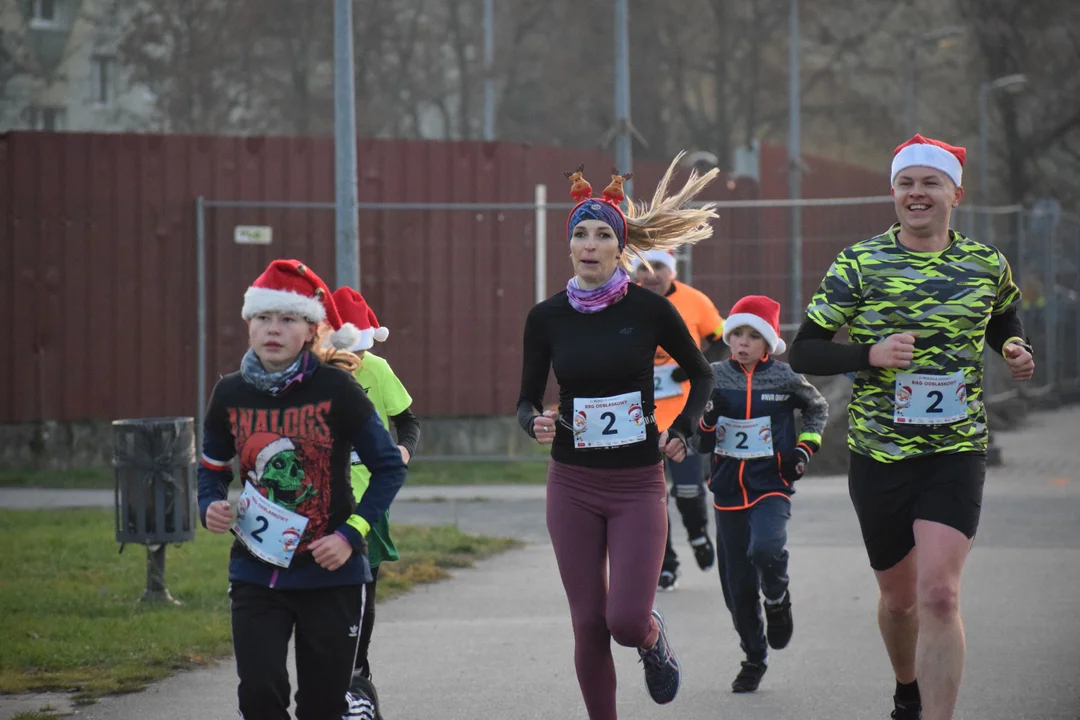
xmin=113 ymin=416 xmax=197 ymax=604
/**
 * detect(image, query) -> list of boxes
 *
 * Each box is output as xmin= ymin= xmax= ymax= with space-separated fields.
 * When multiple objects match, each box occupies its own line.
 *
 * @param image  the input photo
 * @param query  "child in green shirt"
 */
xmin=332 ymin=287 xmax=420 ymax=719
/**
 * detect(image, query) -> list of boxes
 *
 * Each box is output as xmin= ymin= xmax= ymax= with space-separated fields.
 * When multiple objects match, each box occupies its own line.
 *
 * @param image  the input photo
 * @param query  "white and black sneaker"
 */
xmin=344 ymin=672 xmax=381 ymax=720
xmin=657 ymin=569 xmax=679 ymax=592
xmin=344 ymin=689 xmax=376 ymax=720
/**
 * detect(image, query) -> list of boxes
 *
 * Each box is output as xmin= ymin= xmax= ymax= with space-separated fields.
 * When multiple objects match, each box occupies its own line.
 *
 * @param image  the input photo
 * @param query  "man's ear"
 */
xmin=953 ymin=185 xmax=965 ymax=207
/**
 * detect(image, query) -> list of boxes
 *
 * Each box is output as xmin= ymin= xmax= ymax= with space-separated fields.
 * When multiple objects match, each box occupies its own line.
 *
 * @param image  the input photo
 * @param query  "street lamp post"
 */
xmin=976 ymin=72 xmax=1027 ymax=468
xmin=905 ymin=26 xmax=965 ymax=135
xmin=613 ymin=0 xmax=633 ymax=198
xmin=788 ymin=0 xmax=802 ymax=325
xmin=977 ymin=73 xmax=1028 ymax=240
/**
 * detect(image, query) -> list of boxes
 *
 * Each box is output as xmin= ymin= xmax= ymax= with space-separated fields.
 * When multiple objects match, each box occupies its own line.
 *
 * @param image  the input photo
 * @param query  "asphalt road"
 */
xmin=2 ymin=406 xmax=1079 ymax=719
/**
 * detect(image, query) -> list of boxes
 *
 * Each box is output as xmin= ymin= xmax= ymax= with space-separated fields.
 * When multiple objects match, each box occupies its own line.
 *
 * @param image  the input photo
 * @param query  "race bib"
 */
xmin=652 ymin=364 xmax=683 ymax=400
xmin=231 ymin=482 xmax=310 ymax=568
xmin=571 ymin=391 xmax=648 ymax=450
xmin=893 ymin=371 xmax=967 ymax=425
xmin=714 ymin=416 xmax=775 ymax=459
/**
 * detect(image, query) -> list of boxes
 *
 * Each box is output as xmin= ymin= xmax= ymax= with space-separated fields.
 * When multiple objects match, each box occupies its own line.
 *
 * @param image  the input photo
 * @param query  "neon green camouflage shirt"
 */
xmin=805 ymin=224 xmax=1021 ymax=462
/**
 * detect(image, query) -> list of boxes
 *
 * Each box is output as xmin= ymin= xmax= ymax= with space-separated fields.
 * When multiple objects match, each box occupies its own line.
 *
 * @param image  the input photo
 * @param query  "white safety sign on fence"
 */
xmin=234 ymin=226 xmax=273 ymax=245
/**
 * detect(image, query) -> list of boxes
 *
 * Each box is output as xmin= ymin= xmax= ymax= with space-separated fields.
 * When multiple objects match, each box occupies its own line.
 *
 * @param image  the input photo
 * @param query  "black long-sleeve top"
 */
xmin=788 ymin=306 xmax=1029 ymax=377
xmin=389 ymin=409 xmax=420 ymax=458
xmin=516 ymin=283 xmax=714 ymax=468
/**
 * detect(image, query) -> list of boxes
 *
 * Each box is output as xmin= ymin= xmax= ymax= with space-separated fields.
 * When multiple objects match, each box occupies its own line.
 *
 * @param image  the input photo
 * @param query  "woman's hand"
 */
xmin=533 ymin=410 xmax=559 ymax=445
xmin=658 ymin=431 xmax=687 ymax=462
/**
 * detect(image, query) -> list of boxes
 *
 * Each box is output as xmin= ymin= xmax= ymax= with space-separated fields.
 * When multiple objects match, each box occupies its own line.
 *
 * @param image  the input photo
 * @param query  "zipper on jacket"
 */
xmin=737 ymin=361 xmax=757 ymax=507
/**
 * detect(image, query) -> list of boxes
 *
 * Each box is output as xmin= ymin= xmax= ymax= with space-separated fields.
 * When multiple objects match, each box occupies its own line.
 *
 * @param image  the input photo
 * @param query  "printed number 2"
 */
xmin=926 ymin=391 xmax=943 ymax=413
xmin=250 ymin=516 xmax=269 ymax=542
xmin=601 ymin=411 xmax=618 ymax=435
xmin=734 ymin=432 xmax=749 ymax=449
xmin=653 ymin=376 xmax=662 ymax=391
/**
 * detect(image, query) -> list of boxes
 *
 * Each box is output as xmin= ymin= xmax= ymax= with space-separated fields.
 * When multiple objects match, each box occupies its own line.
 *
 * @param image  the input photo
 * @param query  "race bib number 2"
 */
xmin=893 ymin=371 xmax=967 ymax=425
xmin=571 ymin=391 xmax=648 ymax=449
xmin=652 ymin=364 xmax=682 ymax=400
xmin=231 ymin=482 xmax=310 ymax=568
xmin=714 ymin=416 xmax=774 ymax=459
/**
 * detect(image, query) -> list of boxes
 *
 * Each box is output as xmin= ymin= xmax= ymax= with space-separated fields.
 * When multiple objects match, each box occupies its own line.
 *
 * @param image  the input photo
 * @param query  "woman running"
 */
xmin=517 ymin=155 xmax=718 ymax=719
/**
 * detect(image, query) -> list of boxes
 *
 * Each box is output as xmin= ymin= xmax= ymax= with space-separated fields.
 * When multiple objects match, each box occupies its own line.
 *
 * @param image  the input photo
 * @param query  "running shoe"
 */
xmin=638 ymin=607 xmax=681 ymax=704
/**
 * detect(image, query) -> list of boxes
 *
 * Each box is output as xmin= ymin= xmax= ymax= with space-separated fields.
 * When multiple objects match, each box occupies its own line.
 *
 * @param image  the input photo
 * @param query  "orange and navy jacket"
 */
xmin=694 ymin=357 xmax=828 ymax=510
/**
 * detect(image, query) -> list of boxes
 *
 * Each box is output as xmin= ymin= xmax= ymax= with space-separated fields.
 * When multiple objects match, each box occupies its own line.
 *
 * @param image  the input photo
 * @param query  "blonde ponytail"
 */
xmin=623 ymin=151 xmax=720 ymax=270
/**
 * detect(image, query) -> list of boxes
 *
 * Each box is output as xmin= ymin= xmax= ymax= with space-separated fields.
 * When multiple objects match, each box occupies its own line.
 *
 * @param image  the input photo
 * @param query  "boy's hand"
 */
xmin=310 ymin=533 xmax=354 ymax=571
xmin=781 ymin=447 xmax=811 ymax=482
xmin=205 ymin=500 xmax=233 ymax=534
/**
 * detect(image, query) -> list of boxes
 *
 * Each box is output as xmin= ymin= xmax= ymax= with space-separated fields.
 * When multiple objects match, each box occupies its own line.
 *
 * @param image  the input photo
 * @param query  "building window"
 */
xmin=91 ymin=55 xmax=114 ymax=105
xmin=27 ymin=106 xmax=66 ymax=131
xmin=30 ymin=0 xmax=57 ymax=25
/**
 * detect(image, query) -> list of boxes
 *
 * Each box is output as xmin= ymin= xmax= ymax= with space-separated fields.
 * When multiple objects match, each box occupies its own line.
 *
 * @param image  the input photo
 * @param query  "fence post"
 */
xmin=535 ymin=184 xmax=547 ymax=304
xmin=1044 ymin=208 xmax=1057 ymax=391
xmin=680 ymin=245 xmax=693 ymax=287
xmin=195 ymin=196 xmax=206 ymax=452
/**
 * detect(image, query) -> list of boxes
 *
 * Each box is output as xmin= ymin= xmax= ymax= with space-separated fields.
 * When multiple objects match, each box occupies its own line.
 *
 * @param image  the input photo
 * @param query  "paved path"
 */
xmin=3 ymin=406 xmax=1080 ymax=719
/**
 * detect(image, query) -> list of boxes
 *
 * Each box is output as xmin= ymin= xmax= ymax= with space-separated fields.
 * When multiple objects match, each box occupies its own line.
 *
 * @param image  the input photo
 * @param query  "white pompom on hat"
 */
xmin=330 ymin=287 xmax=389 ymax=352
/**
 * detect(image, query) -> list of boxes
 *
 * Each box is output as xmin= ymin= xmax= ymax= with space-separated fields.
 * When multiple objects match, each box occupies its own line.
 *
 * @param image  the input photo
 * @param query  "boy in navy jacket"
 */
xmin=694 ymin=295 xmax=828 ymax=694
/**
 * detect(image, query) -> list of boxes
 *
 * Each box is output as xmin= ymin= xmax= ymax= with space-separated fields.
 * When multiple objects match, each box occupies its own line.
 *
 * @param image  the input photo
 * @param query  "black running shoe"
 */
xmin=731 ymin=660 xmax=767 ymax=693
xmin=657 ymin=569 xmax=679 ymax=592
xmin=891 ymin=698 xmax=922 ymax=720
xmin=638 ymin=608 xmax=681 ymax=704
xmin=689 ymin=535 xmax=715 ymax=571
xmin=764 ymin=589 xmax=793 ymax=649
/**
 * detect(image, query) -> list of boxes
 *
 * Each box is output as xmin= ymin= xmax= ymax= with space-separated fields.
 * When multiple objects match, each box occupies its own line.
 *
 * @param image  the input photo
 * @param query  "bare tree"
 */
xmin=953 ymin=0 xmax=1080 ymax=207
xmin=0 ymin=25 xmax=33 ymax=108
xmin=118 ymin=0 xmax=260 ymax=133
xmin=228 ymin=1 xmax=335 ymax=137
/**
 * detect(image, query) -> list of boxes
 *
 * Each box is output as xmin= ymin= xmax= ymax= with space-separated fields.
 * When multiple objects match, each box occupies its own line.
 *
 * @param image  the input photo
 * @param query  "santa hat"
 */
xmin=330 ymin=287 xmax=389 ymax=352
xmin=240 ymin=432 xmax=296 ymax=482
xmin=631 ymin=249 xmax=677 ymax=274
xmin=241 ymin=259 xmax=361 ymax=351
xmin=723 ymin=295 xmax=786 ymax=355
xmin=891 ymin=134 xmax=966 ymax=187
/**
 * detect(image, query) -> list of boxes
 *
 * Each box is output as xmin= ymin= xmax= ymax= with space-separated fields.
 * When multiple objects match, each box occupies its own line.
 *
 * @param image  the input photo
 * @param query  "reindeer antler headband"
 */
xmin=564 ymin=163 xmax=634 ymax=250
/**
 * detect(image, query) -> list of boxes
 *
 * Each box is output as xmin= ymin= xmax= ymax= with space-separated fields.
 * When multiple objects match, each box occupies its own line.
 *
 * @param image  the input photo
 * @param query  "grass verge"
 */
xmin=0 ymin=459 xmax=549 ymax=489
xmin=0 ymin=509 xmax=520 ymax=703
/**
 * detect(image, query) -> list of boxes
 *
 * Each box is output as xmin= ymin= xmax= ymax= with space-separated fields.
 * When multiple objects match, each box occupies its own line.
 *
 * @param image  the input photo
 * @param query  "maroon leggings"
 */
xmin=546 ymin=459 xmax=668 ymax=720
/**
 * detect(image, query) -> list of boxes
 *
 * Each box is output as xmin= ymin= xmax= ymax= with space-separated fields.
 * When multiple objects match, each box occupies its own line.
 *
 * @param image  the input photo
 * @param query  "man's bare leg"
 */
xmin=912 ymin=519 xmax=972 ymax=720
xmin=874 ymin=548 xmax=920 ymax=684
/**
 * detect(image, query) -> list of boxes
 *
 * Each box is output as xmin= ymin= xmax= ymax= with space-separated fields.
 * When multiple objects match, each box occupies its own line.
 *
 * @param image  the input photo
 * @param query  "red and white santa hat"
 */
xmin=890 ymin=134 xmax=967 ymax=187
xmin=631 ymin=249 xmax=677 ymax=274
xmin=723 ymin=295 xmax=786 ymax=355
xmin=330 ymin=287 xmax=389 ymax=352
xmin=240 ymin=432 xmax=296 ymax=482
xmin=241 ymin=259 xmax=361 ymax=351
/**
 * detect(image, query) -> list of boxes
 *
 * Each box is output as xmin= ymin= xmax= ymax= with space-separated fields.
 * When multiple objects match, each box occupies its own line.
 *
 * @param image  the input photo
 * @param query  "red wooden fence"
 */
xmin=0 ymin=132 xmax=889 ymax=422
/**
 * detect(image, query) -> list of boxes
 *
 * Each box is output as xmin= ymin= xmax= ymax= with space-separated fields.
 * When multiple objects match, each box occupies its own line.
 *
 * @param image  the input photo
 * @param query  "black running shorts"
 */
xmin=847 ymin=450 xmax=986 ymax=571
